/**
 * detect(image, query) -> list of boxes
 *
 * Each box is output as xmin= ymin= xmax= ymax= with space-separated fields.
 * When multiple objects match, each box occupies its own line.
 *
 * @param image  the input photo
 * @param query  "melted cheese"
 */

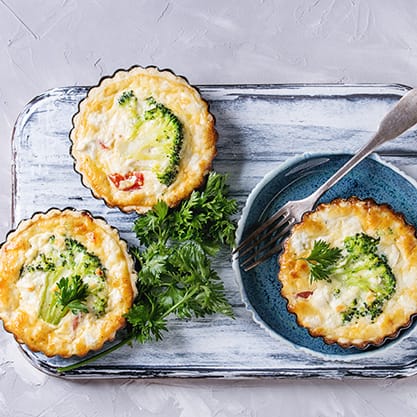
xmin=279 ymin=197 xmax=417 ymax=348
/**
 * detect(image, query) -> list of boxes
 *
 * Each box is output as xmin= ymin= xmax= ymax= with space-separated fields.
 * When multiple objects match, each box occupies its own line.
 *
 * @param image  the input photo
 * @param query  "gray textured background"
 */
xmin=2 ymin=0 xmax=417 ymax=415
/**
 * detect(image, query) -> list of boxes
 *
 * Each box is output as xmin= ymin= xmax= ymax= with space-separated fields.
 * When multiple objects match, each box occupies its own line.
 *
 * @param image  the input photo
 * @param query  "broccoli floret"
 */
xmin=338 ymin=233 xmax=396 ymax=323
xmin=64 ymin=237 xmax=103 ymax=275
xmin=118 ymin=90 xmax=140 ymax=123
xmin=344 ymin=233 xmax=379 ymax=259
xmin=144 ymin=97 xmax=183 ymax=186
xmin=118 ymin=91 xmax=183 ymax=186
xmin=22 ymin=252 xmax=55 ymax=274
xmin=21 ymin=236 xmax=108 ymax=325
xmin=118 ymin=90 xmax=136 ymax=106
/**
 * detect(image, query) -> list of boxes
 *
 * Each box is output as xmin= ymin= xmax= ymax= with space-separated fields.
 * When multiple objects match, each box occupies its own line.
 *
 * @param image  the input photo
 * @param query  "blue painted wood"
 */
xmin=11 ymin=83 xmax=417 ymax=378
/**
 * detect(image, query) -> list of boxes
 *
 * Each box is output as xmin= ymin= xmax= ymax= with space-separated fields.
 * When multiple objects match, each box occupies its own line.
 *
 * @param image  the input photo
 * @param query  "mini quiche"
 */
xmin=0 ymin=209 xmax=136 ymax=358
xmin=279 ymin=197 xmax=417 ymax=349
xmin=70 ymin=66 xmax=217 ymax=213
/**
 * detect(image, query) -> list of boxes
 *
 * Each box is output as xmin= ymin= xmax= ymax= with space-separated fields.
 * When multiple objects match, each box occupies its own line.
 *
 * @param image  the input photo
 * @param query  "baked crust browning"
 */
xmin=278 ymin=197 xmax=417 ymax=348
xmin=0 ymin=209 xmax=136 ymax=358
xmin=70 ymin=66 xmax=217 ymax=213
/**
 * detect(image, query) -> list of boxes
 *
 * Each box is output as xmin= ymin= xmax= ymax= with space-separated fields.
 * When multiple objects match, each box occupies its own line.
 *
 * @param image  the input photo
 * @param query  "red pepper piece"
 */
xmin=98 ymin=140 xmax=110 ymax=150
xmin=108 ymin=171 xmax=144 ymax=191
xmin=296 ymin=290 xmax=314 ymax=299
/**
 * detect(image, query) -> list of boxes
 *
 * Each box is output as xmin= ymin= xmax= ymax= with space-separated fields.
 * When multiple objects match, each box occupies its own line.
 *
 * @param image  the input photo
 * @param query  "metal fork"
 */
xmin=235 ymin=88 xmax=417 ymax=271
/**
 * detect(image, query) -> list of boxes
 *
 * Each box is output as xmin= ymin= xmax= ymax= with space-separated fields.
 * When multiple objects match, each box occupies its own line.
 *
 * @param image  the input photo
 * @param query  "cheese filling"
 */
xmin=85 ymin=92 xmax=183 ymax=190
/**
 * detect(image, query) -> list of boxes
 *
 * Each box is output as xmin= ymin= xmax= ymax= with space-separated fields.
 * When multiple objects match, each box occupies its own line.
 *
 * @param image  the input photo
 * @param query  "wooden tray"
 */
xmin=11 ymin=83 xmax=417 ymax=378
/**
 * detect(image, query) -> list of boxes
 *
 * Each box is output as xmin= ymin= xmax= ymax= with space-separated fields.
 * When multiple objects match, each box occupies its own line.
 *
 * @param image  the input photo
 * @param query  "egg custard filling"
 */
xmin=70 ymin=66 xmax=217 ymax=213
xmin=279 ymin=197 xmax=417 ymax=348
xmin=0 ymin=209 xmax=136 ymax=357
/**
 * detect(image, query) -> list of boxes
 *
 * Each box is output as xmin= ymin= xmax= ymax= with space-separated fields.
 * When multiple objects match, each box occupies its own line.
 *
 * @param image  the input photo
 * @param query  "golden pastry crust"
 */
xmin=0 ymin=209 xmax=136 ymax=357
xmin=278 ymin=197 xmax=417 ymax=348
xmin=70 ymin=66 xmax=217 ymax=213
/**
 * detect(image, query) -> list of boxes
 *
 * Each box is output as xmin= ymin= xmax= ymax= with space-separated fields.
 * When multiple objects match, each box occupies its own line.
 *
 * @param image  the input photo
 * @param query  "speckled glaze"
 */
xmin=233 ymin=153 xmax=417 ymax=358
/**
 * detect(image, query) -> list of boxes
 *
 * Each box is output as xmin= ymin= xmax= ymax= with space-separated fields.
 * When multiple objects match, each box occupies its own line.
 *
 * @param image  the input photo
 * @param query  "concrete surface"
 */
xmin=2 ymin=1 xmax=417 ymax=416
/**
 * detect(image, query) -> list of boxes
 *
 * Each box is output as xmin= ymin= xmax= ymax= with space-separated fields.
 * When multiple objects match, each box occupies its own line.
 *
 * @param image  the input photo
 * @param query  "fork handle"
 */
xmin=310 ymin=88 xmax=417 ymax=202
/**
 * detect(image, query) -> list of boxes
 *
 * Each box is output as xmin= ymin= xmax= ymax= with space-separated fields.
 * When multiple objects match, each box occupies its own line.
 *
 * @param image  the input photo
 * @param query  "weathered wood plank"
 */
xmin=12 ymin=84 xmax=417 ymax=378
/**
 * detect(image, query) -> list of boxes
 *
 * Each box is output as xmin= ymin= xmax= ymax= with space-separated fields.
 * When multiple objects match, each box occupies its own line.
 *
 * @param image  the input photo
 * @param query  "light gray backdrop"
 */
xmin=1 ymin=1 xmax=417 ymax=416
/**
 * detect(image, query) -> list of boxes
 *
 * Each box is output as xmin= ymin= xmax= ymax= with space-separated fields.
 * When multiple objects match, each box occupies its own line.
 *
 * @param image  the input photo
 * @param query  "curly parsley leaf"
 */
xmin=302 ymin=239 xmax=343 ymax=282
xmin=57 ymin=172 xmax=237 ymax=373
xmin=56 ymin=275 xmax=89 ymax=314
xmin=133 ymin=172 xmax=238 ymax=254
xmin=129 ymin=172 xmax=237 ymax=343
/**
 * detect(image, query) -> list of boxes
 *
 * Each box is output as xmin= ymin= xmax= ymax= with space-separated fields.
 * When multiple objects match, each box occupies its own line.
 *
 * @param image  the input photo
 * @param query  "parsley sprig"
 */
xmin=57 ymin=172 xmax=237 ymax=372
xmin=127 ymin=172 xmax=237 ymax=343
xmin=43 ymin=275 xmax=89 ymax=326
xmin=133 ymin=172 xmax=237 ymax=252
xmin=301 ymin=240 xmax=342 ymax=282
xmin=56 ymin=275 xmax=89 ymax=315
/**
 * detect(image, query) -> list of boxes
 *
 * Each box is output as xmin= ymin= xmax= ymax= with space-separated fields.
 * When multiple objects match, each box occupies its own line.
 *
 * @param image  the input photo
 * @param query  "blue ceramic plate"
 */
xmin=233 ymin=153 xmax=417 ymax=357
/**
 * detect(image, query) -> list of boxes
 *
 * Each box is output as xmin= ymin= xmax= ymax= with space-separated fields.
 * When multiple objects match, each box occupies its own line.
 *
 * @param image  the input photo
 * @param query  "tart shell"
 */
xmin=278 ymin=197 xmax=417 ymax=349
xmin=0 ymin=208 xmax=137 ymax=358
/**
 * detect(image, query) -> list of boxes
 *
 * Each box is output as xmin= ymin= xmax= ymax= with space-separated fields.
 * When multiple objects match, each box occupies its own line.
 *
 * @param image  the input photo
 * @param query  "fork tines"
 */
xmin=234 ymin=208 xmax=295 ymax=271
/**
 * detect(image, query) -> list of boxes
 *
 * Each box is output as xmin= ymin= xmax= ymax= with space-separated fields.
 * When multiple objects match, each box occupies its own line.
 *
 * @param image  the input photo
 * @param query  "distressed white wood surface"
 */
xmin=12 ymin=83 xmax=417 ymax=378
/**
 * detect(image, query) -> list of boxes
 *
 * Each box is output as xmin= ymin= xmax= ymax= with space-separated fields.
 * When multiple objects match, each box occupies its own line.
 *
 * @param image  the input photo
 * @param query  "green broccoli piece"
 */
xmin=339 ymin=233 xmax=396 ymax=323
xmin=21 ymin=236 xmax=108 ymax=326
xmin=344 ymin=232 xmax=379 ymax=259
xmin=144 ymin=97 xmax=183 ymax=186
xmin=118 ymin=90 xmax=136 ymax=106
xmin=22 ymin=252 xmax=55 ymax=274
xmin=118 ymin=90 xmax=140 ymax=123
xmin=118 ymin=91 xmax=183 ymax=186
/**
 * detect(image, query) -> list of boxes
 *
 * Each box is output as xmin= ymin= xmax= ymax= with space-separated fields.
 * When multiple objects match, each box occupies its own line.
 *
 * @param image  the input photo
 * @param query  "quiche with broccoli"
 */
xmin=279 ymin=197 xmax=417 ymax=349
xmin=70 ymin=66 xmax=217 ymax=213
xmin=0 ymin=209 xmax=136 ymax=357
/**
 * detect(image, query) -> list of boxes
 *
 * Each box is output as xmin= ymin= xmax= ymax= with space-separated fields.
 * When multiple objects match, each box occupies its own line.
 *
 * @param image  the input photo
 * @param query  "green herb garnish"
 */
xmin=302 ymin=239 xmax=342 ymax=283
xmin=50 ymin=275 xmax=89 ymax=325
xmin=57 ymin=172 xmax=238 ymax=372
